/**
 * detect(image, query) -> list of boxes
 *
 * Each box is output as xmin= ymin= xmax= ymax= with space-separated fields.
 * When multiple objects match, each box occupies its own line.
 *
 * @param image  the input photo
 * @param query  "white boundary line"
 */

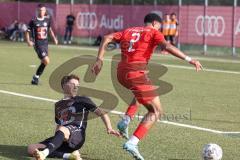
xmin=0 ymin=89 xmax=239 ymax=135
xmin=68 ymin=55 xmax=240 ymax=75
xmin=103 ymin=58 xmax=240 ymax=75
xmin=51 ymin=45 xmax=240 ymax=64
xmin=49 ymin=46 xmax=240 ymax=75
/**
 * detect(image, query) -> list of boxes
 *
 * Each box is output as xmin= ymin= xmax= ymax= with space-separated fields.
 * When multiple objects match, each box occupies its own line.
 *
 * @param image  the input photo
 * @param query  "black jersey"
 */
xmin=27 ymin=16 xmax=51 ymax=46
xmin=55 ymin=96 xmax=98 ymax=131
xmin=66 ymin=15 xmax=75 ymax=26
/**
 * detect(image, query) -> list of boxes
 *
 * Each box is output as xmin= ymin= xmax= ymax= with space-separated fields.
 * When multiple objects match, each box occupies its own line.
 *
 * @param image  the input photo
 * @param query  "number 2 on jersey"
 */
xmin=128 ymin=32 xmax=140 ymax=52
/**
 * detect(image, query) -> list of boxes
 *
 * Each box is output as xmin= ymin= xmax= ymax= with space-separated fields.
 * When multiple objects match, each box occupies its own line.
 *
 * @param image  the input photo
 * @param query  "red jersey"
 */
xmin=113 ymin=26 xmax=164 ymax=65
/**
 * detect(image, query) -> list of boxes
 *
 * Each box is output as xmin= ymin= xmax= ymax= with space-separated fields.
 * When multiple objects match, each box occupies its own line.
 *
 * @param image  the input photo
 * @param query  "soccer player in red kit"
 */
xmin=92 ymin=13 xmax=202 ymax=160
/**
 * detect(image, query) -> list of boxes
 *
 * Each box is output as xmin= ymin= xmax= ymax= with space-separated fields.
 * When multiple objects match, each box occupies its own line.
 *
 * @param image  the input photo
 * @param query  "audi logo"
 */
xmin=195 ymin=15 xmax=225 ymax=37
xmin=76 ymin=12 xmax=98 ymax=30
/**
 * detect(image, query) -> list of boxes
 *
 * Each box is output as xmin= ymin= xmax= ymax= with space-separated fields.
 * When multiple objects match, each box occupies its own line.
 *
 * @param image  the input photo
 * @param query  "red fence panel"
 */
xmin=0 ymin=2 xmax=239 ymax=48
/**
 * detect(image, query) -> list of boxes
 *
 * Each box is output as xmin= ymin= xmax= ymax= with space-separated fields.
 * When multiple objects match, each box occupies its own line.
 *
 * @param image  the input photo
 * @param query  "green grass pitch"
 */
xmin=0 ymin=40 xmax=239 ymax=160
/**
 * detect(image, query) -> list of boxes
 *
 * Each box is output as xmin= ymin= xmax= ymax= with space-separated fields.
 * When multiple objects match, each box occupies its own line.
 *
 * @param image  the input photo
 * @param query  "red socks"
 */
xmin=126 ymin=104 xmax=138 ymax=119
xmin=133 ymin=124 xmax=148 ymax=140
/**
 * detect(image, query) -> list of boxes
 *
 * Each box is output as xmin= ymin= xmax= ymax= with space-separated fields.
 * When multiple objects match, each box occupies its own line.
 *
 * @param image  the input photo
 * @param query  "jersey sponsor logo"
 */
xmin=195 ymin=15 xmax=225 ymax=37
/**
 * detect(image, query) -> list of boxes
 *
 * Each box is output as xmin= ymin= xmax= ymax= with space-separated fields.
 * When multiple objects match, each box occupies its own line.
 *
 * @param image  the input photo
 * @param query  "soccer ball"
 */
xmin=202 ymin=143 xmax=223 ymax=160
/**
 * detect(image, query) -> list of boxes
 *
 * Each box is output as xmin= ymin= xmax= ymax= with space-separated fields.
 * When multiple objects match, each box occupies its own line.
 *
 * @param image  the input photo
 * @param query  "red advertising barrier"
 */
xmin=0 ymin=2 xmax=239 ymax=47
xmin=56 ymin=4 xmax=178 ymax=37
xmin=0 ymin=2 xmax=56 ymax=30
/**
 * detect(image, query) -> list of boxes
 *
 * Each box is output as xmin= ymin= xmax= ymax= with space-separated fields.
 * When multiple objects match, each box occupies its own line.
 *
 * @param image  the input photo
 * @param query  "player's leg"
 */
xmin=68 ymin=27 xmax=73 ymax=44
xmin=27 ymin=143 xmax=46 ymax=156
xmin=52 ymin=125 xmax=85 ymax=160
xmin=123 ymin=96 xmax=163 ymax=160
xmin=169 ymin=35 xmax=176 ymax=46
xmin=48 ymin=146 xmax=82 ymax=160
xmin=33 ymin=126 xmax=70 ymax=160
xmin=64 ymin=27 xmax=69 ymax=44
xmin=29 ymin=137 xmax=82 ymax=160
xmin=31 ymin=46 xmax=49 ymax=85
xmin=162 ymin=36 xmax=170 ymax=54
xmin=132 ymin=96 xmax=162 ymax=140
xmin=117 ymin=98 xmax=140 ymax=139
xmin=120 ymin=69 xmax=162 ymax=160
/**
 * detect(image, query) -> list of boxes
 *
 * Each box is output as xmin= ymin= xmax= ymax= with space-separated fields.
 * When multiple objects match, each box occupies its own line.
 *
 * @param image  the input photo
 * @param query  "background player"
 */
xmin=169 ymin=12 xmax=179 ymax=46
xmin=92 ymin=13 xmax=202 ymax=160
xmin=161 ymin=13 xmax=171 ymax=54
xmin=25 ymin=4 xmax=58 ymax=85
xmin=64 ymin=13 xmax=75 ymax=44
xmin=162 ymin=13 xmax=171 ymax=43
xmin=28 ymin=74 xmax=120 ymax=160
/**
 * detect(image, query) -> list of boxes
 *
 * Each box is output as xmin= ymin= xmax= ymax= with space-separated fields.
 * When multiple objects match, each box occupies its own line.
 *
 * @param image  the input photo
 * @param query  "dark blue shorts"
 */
xmin=34 ymin=45 xmax=48 ymax=60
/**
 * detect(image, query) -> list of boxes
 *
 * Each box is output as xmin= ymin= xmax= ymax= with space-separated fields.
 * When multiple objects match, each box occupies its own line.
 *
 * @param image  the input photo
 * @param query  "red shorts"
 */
xmin=117 ymin=63 xmax=158 ymax=104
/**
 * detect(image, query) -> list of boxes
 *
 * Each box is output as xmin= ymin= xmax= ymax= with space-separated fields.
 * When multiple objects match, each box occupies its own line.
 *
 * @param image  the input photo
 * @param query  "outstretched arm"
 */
xmin=94 ymin=108 xmax=121 ymax=137
xmin=49 ymin=27 xmax=58 ymax=45
xmin=25 ymin=31 xmax=34 ymax=47
xmin=160 ymin=40 xmax=203 ymax=71
xmin=92 ymin=33 xmax=115 ymax=75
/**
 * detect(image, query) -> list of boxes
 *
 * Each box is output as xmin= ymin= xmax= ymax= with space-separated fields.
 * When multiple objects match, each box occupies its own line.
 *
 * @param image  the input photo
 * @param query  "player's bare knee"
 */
xmin=151 ymin=97 xmax=163 ymax=117
xmin=144 ymin=103 xmax=162 ymax=120
xmin=42 ymin=57 xmax=50 ymax=65
xmin=57 ymin=126 xmax=70 ymax=139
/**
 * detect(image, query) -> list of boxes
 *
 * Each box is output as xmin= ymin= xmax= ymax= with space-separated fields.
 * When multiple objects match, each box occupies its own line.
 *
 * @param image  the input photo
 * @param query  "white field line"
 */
xmin=102 ymin=58 xmax=240 ymax=75
xmin=0 ymin=89 xmax=239 ymax=135
xmin=67 ymin=55 xmax=240 ymax=75
xmin=1 ymin=44 xmax=239 ymax=63
xmin=47 ymin=45 xmax=240 ymax=74
xmin=161 ymin=64 xmax=240 ymax=75
xmin=51 ymin=45 xmax=240 ymax=64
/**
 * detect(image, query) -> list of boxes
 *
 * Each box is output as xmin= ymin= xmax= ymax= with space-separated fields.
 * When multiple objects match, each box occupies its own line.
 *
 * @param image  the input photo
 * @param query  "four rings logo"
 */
xmin=195 ymin=15 xmax=225 ymax=37
xmin=76 ymin=12 xmax=98 ymax=30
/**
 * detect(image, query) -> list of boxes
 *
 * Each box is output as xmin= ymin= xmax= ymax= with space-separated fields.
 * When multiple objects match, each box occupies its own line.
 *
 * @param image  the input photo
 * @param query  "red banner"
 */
xmin=0 ymin=2 xmax=239 ymax=47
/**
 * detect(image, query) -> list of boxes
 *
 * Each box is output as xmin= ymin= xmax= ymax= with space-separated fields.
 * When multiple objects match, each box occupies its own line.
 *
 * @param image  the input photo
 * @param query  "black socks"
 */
xmin=47 ymin=130 xmax=65 ymax=154
xmin=36 ymin=63 xmax=46 ymax=77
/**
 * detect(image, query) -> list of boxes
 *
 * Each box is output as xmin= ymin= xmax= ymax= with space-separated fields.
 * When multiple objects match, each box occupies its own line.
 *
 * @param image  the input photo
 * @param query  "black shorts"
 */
xmin=164 ymin=35 xmax=170 ymax=41
xmin=34 ymin=45 xmax=48 ymax=60
xmin=40 ymin=125 xmax=85 ymax=153
xmin=169 ymin=35 xmax=176 ymax=45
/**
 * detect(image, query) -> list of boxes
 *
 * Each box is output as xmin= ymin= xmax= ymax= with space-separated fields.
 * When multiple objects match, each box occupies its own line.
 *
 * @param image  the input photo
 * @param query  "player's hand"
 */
xmin=107 ymin=128 xmax=121 ymax=137
xmin=175 ymin=31 xmax=179 ymax=37
xmin=27 ymin=41 xmax=34 ymax=47
xmin=190 ymin=59 xmax=203 ymax=72
xmin=54 ymin=38 xmax=58 ymax=45
xmin=91 ymin=58 xmax=103 ymax=75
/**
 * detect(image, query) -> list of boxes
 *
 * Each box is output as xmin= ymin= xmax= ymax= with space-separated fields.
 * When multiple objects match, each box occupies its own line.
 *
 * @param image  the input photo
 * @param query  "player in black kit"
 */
xmin=27 ymin=74 xmax=121 ymax=160
xmin=25 ymin=4 xmax=58 ymax=85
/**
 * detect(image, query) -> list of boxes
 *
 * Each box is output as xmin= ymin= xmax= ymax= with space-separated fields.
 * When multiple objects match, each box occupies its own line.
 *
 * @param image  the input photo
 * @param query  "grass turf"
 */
xmin=0 ymin=40 xmax=239 ymax=160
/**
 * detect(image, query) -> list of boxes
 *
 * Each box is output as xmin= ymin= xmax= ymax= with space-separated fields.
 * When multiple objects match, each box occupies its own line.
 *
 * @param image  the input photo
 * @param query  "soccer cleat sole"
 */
xmin=123 ymin=146 xmax=144 ymax=160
